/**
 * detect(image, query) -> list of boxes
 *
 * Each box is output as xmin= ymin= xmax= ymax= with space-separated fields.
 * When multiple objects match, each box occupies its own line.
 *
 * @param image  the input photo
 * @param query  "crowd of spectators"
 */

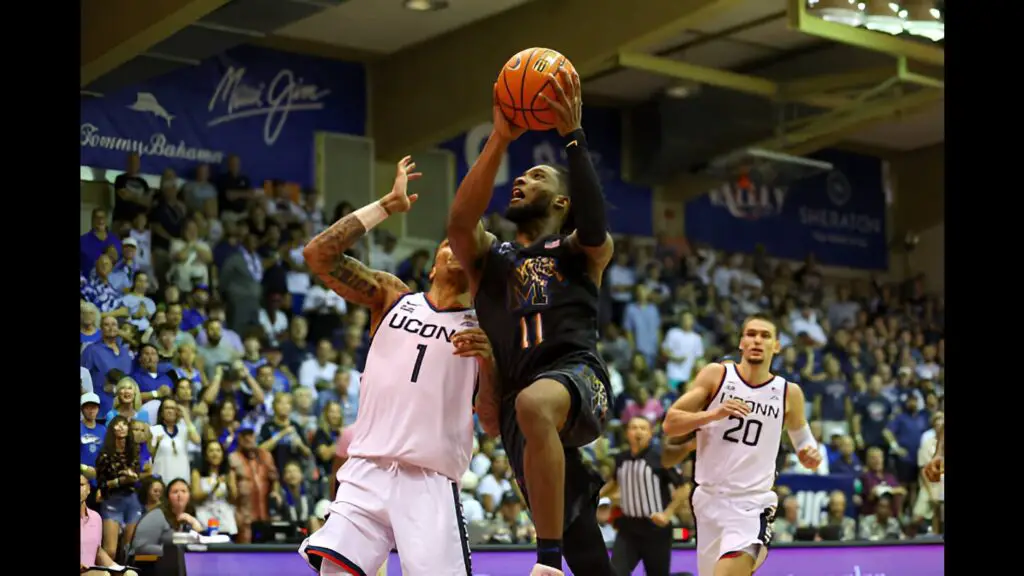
xmin=80 ymin=151 xmax=944 ymax=563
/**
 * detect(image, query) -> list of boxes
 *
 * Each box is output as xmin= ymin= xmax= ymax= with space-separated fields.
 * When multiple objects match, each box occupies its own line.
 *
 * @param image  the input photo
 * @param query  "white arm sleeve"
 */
xmin=788 ymin=422 xmax=816 ymax=452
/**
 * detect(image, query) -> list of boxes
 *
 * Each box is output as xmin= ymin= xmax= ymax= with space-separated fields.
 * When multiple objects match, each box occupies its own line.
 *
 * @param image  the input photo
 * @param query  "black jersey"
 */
xmin=475 ymin=233 xmax=605 ymax=395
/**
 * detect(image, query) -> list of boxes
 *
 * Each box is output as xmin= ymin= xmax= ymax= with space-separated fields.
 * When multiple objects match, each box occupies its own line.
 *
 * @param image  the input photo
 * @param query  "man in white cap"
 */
xmin=109 ymin=238 xmax=141 ymax=294
xmin=80 ymin=393 xmax=106 ymax=485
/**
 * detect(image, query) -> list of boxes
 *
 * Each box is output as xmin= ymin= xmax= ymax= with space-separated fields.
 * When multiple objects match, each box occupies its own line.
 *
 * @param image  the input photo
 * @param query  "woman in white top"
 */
xmin=191 ymin=440 xmax=239 ymax=537
xmin=149 ymin=398 xmax=201 ymax=484
xmin=168 ymin=219 xmax=213 ymax=293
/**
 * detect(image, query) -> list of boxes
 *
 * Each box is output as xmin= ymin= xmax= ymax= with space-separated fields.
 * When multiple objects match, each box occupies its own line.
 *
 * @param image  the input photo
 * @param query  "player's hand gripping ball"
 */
xmin=495 ymin=47 xmax=577 ymax=131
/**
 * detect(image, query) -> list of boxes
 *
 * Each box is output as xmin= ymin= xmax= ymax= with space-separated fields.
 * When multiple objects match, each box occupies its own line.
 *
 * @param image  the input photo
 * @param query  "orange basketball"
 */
xmin=496 ymin=47 xmax=577 ymax=131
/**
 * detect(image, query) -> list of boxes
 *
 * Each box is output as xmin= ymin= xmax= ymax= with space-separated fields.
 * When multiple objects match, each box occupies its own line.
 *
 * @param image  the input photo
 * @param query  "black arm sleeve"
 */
xmin=564 ymin=129 xmax=609 ymax=247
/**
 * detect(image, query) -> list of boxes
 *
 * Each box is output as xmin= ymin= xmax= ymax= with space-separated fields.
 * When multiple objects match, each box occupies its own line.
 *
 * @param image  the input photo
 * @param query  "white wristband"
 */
xmin=788 ymin=422 xmax=815 ymax=452
xmin=353 ymin=201 xmax=389 ymax=231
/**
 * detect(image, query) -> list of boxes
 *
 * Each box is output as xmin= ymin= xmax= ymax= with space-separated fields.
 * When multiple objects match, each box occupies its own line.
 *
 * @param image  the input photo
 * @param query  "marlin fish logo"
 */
xmin=127 ymin=92 xmax=175 ymax=127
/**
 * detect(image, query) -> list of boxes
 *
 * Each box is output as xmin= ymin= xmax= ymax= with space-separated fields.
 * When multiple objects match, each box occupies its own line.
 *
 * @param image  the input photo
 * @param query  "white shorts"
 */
xmin=300 ymin=457 xmax=471 ymax=576
xmin=691 ymin=486 xmax=777 ymax=576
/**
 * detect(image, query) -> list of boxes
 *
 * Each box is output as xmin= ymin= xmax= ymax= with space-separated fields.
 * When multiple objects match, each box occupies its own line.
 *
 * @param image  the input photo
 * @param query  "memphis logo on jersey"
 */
xmin=512 ymin=256 xmax=564 ymax=309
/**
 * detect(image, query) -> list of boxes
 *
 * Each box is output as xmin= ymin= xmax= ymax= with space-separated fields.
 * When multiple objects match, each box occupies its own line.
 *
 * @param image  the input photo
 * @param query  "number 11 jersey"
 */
xmin=346 ymin=292 xmax=479 ymax=482
xmin=694 ymin=363 xmax=788 ymax=496
xmin=474 ymin=234 xmax=604 ymax=395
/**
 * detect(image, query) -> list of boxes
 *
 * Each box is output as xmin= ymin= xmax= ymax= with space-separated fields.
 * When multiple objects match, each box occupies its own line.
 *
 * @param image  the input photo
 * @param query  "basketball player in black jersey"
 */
xmin=447 ymin=67 xmax=614 ymax=576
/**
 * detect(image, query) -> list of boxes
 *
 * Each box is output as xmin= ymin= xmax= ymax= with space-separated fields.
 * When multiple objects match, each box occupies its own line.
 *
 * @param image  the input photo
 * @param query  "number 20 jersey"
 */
xmin=694 ymin=363 xmax=788 ymax=496
xmin=346 ymin=292 xmax=479 ymax=482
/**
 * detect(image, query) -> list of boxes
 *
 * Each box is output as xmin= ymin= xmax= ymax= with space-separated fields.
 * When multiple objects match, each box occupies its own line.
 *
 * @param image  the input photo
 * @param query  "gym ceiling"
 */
xmin=82 ymin=0 xmax=944 ymax=164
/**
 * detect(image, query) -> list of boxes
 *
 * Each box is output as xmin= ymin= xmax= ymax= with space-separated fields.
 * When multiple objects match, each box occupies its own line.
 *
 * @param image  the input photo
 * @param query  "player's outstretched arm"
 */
xmin=542 ymin=67 xmax=614 ymax=277
xmin=454 ymin=327 xmax=500 ymax=437
xmin=663 ymin=363 xmax=734 ymax=437
xmin=785 ymin=383 xmax=823 ymax=470
xmin=304 ymin=157 xmax=419 ymax=314
xmin=447 ymin=102 xmax=520 ymax=289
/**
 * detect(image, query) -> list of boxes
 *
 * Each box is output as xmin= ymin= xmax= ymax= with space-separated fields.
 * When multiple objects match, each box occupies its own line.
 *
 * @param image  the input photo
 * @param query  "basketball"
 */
xmin=495 ymin=47 xmax=577 ymax=131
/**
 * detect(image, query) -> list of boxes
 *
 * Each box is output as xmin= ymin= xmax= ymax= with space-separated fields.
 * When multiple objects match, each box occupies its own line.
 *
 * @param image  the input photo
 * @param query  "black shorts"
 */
xmin=499 ymin=355 xmax=612 ymax=527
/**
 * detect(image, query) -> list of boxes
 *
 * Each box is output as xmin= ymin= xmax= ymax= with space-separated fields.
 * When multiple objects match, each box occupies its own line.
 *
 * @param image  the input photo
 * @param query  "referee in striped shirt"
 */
xmin=601 ymin=417 xmax=694 ymax=576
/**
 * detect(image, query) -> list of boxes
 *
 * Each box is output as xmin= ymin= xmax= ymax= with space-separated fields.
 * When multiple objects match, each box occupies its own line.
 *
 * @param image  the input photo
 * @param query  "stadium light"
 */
xmin=902 ymin=0 xmax=944 ymax=41
xmin=806 ymin=0 xmax=865 ymax=27
xmin=403 ymin=0 xmax=449 ymax=11
xmin=863 ymin=1 xmax=906 ymax=35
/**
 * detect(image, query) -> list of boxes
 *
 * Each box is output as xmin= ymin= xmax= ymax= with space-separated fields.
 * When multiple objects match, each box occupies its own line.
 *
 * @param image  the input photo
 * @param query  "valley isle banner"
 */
xmin=80 ymin=45 xmax=366 ymax=187
xmin=684 ymin=149 xmax=889 ymax=270
xmin=440 ymin=107 xmax=654 ymax=237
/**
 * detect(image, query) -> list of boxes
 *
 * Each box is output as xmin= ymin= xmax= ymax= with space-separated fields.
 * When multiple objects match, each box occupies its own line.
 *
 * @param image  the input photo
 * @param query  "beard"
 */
xmin=504 ymin=201 xmax=549 ymax=227
xmin=745 ymin=356 xmax=764 ymax=365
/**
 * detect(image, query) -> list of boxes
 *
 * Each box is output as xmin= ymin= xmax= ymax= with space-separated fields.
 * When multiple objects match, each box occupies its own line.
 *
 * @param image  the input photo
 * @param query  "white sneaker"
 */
xmin=529 ymin=564 xmax=565 ymax=576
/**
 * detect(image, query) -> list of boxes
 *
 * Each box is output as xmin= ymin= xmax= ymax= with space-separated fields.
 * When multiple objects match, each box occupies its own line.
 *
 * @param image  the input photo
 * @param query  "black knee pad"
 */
xmin=563 ymin=509 xmax=615 ymax=576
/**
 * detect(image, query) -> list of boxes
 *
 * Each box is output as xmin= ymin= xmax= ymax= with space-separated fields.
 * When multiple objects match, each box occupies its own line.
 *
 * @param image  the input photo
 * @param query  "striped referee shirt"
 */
xmin=615 ymin=444 xmax=680 ymax=518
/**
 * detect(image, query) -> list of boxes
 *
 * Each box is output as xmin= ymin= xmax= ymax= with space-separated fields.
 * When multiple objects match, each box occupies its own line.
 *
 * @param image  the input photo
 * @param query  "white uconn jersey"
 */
xmin=695 ymin=364 xmax=787 ymax=495
xmin=347 ymin=292 xmax=479 ymax=482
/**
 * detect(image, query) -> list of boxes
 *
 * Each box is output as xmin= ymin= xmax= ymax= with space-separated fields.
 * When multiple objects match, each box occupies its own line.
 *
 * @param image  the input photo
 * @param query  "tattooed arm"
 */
xmin=303 ymin=217 xmax=408 ymax=311
xmin=303 ymin=157 xmax=422 ymax=320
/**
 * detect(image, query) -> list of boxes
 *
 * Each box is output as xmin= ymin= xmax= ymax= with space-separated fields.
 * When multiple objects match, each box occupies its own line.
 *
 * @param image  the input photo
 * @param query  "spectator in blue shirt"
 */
xmin=80 ymin=208 xmax=122 ymax=275
xmin=852 ymin=375 xmax=893 ymax=452
xmin=81 ymin=301 xmax=103 ymax=350
xmin=153 ymin=324 xmax=178 ymax=374
xmin=811 ymin=355 xmax=853 ymax=441
xmin=280 ymin=316 xmax=312 ymax=375
xmin=83 ymin=254 xmax=130 ymax=319
xmin=81 ymin=316 xmax=134 ymax=415
xmin=623 ymin=285 xmax=662 ymax=367
xmin=315 ymin=368 xmax=360 ymax=425
xmin=830 ymin=435 xmax=863 ymax=476
xmin=111 ymin=237 xmax=142 ymax=292
xmin=80 ymin=393 xmax=107 ymax=483
xmin=131 ymin=343 xmax=175 ymax=422
xmin=180 ymin=285 xmax=210 ymax=333
xmin=885 ymin=394 xmax=931 ymax=487
xmin=122 ymin=272 xmax=156 ymax=333
xmin=241 ymin=333 xmax=268 ymax=375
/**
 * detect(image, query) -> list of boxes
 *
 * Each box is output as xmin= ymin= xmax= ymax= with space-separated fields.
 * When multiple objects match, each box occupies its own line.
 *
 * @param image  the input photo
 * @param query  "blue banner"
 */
xmin=440 ymin=107 xmax=653 ymax=237
xmin=776 ymin=473 xmax=857 ymax=527
xmin=684 ymin=150 xmax=888 ymax=270
xmin=80 ymin=46 xmax=366 ymax=187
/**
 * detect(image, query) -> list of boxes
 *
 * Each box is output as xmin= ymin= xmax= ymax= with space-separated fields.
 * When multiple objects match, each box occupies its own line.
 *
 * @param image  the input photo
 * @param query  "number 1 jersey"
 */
xmin=346 ymin=292 xmax=479 ymax=482
xmin=694 ymin=363 xmax=788 ymax=496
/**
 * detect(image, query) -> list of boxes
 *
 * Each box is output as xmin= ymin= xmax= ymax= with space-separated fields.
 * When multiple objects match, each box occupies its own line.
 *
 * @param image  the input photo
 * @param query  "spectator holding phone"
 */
xmin=192 ymin=440 xmax=239 ymax=539
xmin=95 ymin=415 xmax=142 ymax=560
xmin=150 ymin=398 xmax=201 ymax=484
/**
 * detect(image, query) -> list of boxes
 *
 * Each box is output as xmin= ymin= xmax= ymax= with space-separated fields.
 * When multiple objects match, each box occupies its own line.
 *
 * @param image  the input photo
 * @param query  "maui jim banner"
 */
xmin=80 ymin=46 xmax=366 ymax=187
